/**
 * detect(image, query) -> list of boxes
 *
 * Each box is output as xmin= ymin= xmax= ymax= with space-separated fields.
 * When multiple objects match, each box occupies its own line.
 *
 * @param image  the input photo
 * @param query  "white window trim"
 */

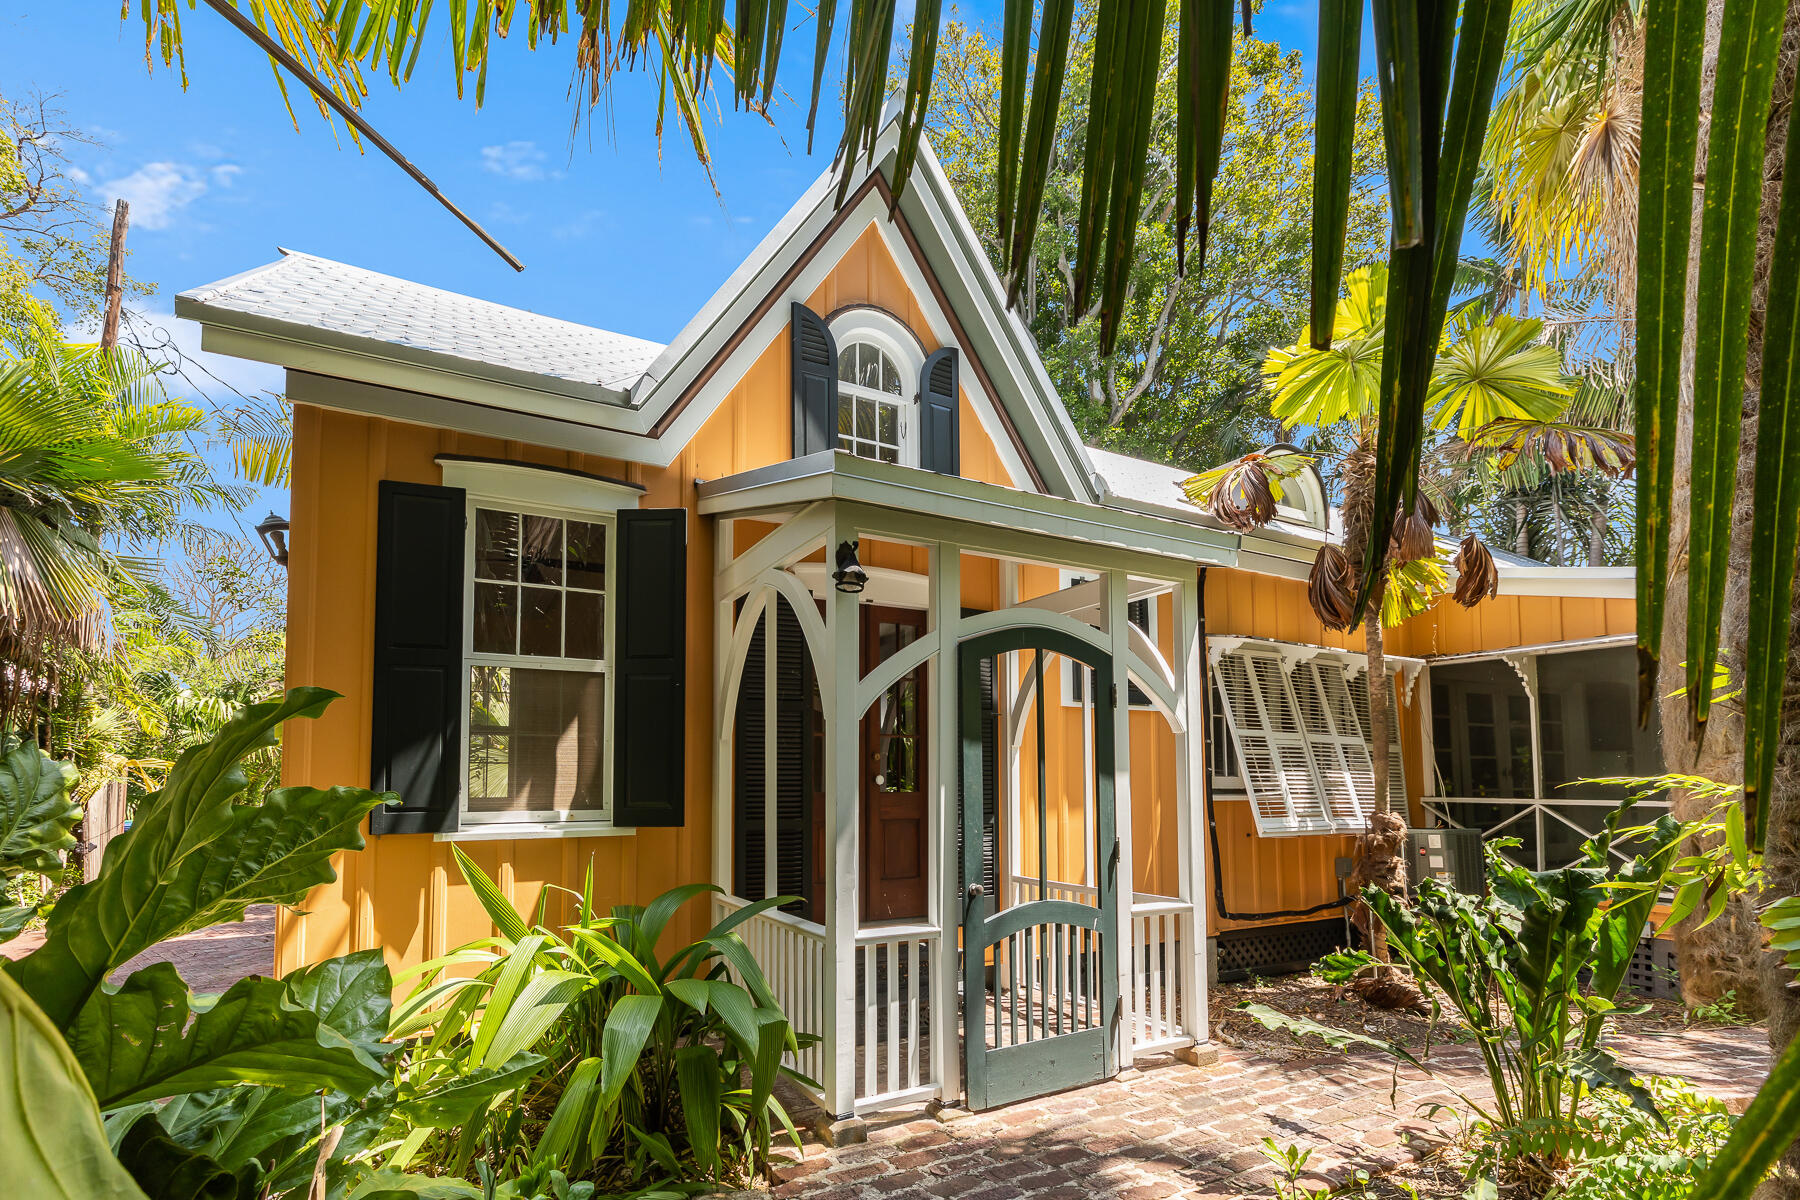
xmin=1056 ymin=570 xmax=1157 ymax=708
xmin=441 ymin=458 xmax=641 ymax=838
xmin=830 ymin=310 xmax=925 ymax=467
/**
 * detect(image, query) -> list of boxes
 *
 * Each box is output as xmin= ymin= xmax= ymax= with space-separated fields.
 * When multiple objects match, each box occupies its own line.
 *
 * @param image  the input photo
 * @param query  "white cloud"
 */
xmin=553 ymin=209 xmax=605 ymax=240
xmin=209 ymin=164 xmax=243 ymax=188
xmin=480 ymin=140 xmax=554 ymax=182
xmin=103 ymin=162 xmax=210 ymax=230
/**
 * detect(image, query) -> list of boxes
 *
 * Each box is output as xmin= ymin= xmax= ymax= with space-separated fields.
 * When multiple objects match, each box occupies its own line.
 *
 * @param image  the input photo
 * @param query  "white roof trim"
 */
xmin=697 ymin=450 xmax=1236 ymax=570
xmin=1493 ymin=565 xmax=1634 ymax=598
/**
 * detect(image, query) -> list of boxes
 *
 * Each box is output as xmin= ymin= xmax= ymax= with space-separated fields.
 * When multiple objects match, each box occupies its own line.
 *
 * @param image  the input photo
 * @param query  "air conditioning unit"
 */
xmin=1406 ymin=826 xmax=1485 ymax=895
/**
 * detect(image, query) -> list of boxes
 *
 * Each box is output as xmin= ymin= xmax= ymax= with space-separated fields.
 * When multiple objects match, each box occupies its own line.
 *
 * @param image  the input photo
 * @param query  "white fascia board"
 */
xmin=899 ymin=140 xmax=1097 ymax=501
xmin=175 ymin=298 xmax=644 ymax=423
xmin=283 ymin=370 xmax=664 ymax=462
xmin=697 ymin=452 xmax=1237 ymax=569
xmin=1494 ymin=566 xmax=1634 ymax=598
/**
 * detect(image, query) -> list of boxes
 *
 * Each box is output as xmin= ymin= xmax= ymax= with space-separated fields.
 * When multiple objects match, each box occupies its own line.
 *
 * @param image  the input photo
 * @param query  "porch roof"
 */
xmin=696 ymin=450 xmax=1238 ymax=568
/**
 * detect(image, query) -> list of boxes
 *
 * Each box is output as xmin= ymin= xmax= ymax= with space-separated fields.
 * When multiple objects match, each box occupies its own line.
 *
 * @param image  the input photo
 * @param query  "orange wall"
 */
xmin=279 ymin=222 xmax=1016 ymax=977
xmin=1202 ymin=567 xmax=1419 ymax=935
xmin=1393 ymin=593 xmax=1635 ymax=657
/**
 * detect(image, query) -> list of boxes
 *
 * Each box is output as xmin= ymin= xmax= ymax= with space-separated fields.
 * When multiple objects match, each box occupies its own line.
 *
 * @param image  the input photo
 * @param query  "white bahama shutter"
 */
xmin=1211 ymin=647 xmax=1334 ymax=836
xmin=1291 ymin=658 xmax=1377 ymax=831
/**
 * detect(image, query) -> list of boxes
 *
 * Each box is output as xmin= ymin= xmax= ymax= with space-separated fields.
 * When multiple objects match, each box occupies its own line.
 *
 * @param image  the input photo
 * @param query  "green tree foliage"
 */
xmin=56 ymin=528 xmax=287 ymax=808
xmin=0 ymin=327 xmax=238 ymax=708
xmin=0 ymin=91 xmax=147 ymax=335
xmin=924 ymin=14 xmax=1386 ymax=469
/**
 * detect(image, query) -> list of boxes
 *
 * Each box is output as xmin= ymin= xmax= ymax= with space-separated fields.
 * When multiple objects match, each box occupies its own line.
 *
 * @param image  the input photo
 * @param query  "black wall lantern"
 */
xmin=832 ymin=539 xmax=867 ymax=594
xmin=255 ymin=511 xmax=291 ymax=567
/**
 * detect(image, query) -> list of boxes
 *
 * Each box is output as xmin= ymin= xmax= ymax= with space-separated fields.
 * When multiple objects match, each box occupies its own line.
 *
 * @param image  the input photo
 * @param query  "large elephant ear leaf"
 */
xmin=0 ymin=731 xmax=81 ymax=881
xmin=0 ymin=970 xmax=149 ymax=1199
xmin=5 ymin=688 xmax=394 ymax=1029
xmin=68 ymin=961 xmax=389 ymax=1110
xmin=281 ymin=947 xmax=394 ymax=1053
xmin=114 ymin=1111 xmax=259 ymax=1200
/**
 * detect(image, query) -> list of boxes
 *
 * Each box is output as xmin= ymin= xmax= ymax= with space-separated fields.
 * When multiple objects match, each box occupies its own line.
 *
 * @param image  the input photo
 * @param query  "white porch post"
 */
xmin=823 ymin=518 xmax=862 ymax=1119
xmin=1174 ymin=576 xmax=1209 ymax=1044
xmin=928 ymin=541 xmax=961 ymax=1101
xmin=1106 ymin=568 xmax=1136 ymax=1070
xmin=711 ymin=521 xmax=737 ymax=896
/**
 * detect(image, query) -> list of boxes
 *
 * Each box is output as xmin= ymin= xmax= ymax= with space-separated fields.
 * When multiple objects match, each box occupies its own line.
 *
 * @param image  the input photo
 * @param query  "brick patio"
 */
xmin=770 ymin=1025 xmax=1773 ymax=1200
xmin=5 ymin=906 xmax=1772 ymax=1198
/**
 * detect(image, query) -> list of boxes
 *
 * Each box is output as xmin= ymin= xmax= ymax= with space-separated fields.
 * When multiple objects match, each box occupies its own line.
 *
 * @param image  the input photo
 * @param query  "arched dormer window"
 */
xmin=830 ymin=310 xmax=923 ymax=466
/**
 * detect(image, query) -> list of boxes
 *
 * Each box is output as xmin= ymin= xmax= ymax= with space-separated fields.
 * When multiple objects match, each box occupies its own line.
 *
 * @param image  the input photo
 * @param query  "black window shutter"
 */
xmin=613 ymin=507 xmax=688 ymax=827
xmin=732 ymin=600 xmax=815 ymax=918
xmin=791 ymin=302 xmax=838 ymax=458
xmin=369 ymin=480 xmax=466 ymax=835
xmin=958 ymin=611 xmax=1000 ymax=900
xmin=919 ymin=347 xmax=961 ymax=476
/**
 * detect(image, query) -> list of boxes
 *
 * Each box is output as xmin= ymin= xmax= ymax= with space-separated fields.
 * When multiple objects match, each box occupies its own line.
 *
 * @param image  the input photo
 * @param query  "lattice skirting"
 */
xmin=1210 ymin=919 xmax=1349 ymax=984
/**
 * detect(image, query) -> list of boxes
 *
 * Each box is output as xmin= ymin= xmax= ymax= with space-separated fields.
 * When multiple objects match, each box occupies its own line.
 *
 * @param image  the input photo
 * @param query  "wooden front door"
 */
xmin=861 ymin=605 xmax=929 ymax=922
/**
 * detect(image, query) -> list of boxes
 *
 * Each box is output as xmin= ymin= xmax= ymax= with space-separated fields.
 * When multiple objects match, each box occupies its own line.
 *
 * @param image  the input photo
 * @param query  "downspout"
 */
xmin=1200 ymin=566 xmax=1350 ymax=922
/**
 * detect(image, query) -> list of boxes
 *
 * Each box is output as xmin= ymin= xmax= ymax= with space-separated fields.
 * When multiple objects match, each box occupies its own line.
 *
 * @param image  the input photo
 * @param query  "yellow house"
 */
xmin=178 ymin=122 xmax=1658 ymax=1120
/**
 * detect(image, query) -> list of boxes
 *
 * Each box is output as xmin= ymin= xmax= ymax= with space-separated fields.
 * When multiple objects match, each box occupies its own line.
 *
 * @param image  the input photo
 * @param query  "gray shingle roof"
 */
xmin=178 ymin=250 xmax=665 ymax=394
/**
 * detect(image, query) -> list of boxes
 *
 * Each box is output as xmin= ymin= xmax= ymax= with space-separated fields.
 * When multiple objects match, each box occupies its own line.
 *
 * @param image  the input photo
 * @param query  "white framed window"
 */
xmin=830 ymin=311 xmax=923 ymax=466
xmin=1057 ymin=571 xmax=1156 ymax=708
xmin=442 ymin=458 xmax=640 ymax=834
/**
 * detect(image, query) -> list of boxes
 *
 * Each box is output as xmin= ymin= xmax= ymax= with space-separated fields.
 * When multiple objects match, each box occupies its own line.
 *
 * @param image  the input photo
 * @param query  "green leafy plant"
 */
xmin=1257 ymin=1137 xmax=1321 ymax=1200
xmin=0 ymin=728 xmax=82 ymax=938
xmin=0 ymin=687 xmax=402 ymax=1199
xmin=1686 ymin=990 xmax=1753 ymax=1029
xmin=1245 ymin=799 xmax=1684 ymax=1188
xmin=377 ymin=849 xmax=811 ymax=1194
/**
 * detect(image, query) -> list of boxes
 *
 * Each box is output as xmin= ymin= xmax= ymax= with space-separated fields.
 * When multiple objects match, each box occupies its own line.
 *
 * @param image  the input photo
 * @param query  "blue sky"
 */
xmin=0 ymin=2 xmax=1330 ymax=528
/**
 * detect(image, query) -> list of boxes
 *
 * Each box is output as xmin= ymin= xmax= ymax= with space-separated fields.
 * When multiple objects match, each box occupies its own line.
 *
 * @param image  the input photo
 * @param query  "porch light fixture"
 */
xmin=832 ymin=540 xmax=868 ymax=594
xmin=255 ymin=511 xmax=290 ymax=567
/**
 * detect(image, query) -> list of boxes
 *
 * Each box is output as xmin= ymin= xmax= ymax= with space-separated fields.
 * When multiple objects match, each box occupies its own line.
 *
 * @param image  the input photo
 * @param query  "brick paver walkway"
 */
xmin=771 ymin=1025 xmax=1773 ymax=1200
xmin=2 ymin=903 xmax=276 ymax=993
xmin=3 ymin=910 xmax=1773 ymax=1198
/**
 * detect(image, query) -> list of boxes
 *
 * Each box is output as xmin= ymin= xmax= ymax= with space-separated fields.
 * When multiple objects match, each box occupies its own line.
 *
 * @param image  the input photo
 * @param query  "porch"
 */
xmin=701 ymin=451 xmax=1234 ymax=1118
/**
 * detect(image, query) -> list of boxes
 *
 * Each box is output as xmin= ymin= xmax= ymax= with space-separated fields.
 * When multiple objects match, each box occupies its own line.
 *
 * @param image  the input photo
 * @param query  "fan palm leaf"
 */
xmin=0 ymin=333 xmax=223 ymax=664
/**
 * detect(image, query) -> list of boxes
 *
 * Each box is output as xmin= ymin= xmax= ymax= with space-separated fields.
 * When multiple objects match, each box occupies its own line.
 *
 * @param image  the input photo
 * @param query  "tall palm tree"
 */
xmin=0 ymin=330 xmax=231 ymax=724
xmin=1184 ymin=264 xmax=1602 ymax=970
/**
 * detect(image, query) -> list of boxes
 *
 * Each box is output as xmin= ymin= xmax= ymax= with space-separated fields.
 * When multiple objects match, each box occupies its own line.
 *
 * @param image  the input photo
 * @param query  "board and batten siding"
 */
xmin=276 ymin=222 xmax=1016 ymax=979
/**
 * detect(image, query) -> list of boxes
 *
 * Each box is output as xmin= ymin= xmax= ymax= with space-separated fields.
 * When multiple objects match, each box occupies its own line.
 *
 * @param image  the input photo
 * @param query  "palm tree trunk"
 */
xmin=1659 ymin=0 xmax=1767 ymax=1017
xmin=1513 ymin=500 xmax=1531 ymax=557
xmin=1588 ymin=486 xmax=1609 ymax=566
xmin=1349 ymin=562 xmax=1408 ymax=964
xmin=1753 ymin=8 xmax=1800 ymax=1197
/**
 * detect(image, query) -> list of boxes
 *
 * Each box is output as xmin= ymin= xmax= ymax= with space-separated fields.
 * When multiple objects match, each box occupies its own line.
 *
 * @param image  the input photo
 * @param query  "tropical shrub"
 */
xmin=0 ymin=728 xmax=82 ymax=938
xmin=374 ymin=849 xmax=810 ymax=1194
xmin=1244 ymin=799 xmax=1685 ymax=1193
xmin=0 ymin=687 xmax=400 ymax=1199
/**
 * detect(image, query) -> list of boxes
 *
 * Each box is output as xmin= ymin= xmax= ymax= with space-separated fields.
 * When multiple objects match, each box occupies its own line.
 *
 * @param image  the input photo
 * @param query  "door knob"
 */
xmin=968 ymin=883 xmax=985 ymax=898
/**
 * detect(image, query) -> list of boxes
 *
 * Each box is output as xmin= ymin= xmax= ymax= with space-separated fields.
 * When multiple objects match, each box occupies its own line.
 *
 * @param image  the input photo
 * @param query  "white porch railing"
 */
xmin=1128 ymin=898 xmax=1192 ymax=1053
xmin=854 ymin=924 xmax=940 ymax=1114
xmin=715 ymin=896 xmax=826 ymax=1094
xmin=715 ymin=897 xmax=940 ymax=1115
xmin=1006 ymin=875 xmax=1196 ymax=1054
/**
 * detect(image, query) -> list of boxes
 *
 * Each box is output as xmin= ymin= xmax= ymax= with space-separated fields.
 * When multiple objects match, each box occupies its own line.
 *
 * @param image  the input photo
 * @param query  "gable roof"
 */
xmin=179 ymin=250 xmax=663 ymax=401
xmin=176 ymin=113 xmax=1098 ymax=497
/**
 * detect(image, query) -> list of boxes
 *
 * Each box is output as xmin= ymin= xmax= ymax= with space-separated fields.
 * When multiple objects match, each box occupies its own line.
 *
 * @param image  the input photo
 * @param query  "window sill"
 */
xmin=436 ymin=822 xmax=636 ymax=842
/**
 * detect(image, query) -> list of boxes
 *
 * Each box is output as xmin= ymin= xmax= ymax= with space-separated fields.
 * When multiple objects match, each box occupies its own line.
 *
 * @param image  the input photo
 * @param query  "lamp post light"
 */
xmin=832 ymin=539 xmax=868 ymax=594
xmin=255 ymin=511 xmax=290 ymax=567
